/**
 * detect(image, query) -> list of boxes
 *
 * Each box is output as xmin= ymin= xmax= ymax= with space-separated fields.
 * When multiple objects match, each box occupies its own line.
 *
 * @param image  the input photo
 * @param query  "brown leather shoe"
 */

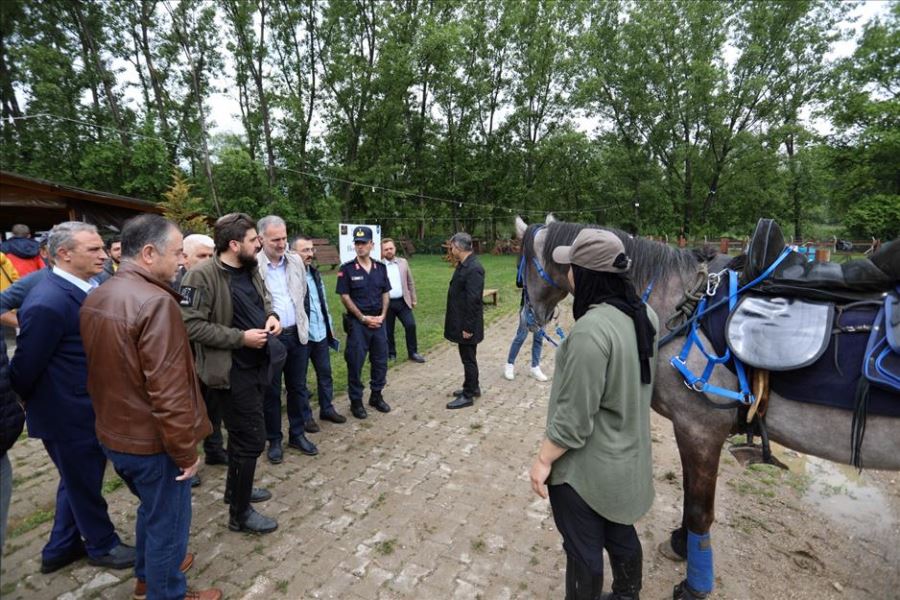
xmin=133 ymin=552 xmax=195 ymax=599
xmin=185 ymin=589 xmax=223 ymax=600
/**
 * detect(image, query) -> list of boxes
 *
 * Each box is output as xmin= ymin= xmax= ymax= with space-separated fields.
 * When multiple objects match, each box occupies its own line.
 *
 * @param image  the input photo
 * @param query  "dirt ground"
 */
xmin=1 ymin=306 xmax=898 ymax=599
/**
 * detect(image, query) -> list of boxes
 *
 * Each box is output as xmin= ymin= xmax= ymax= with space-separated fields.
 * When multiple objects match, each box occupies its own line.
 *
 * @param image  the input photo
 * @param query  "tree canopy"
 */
xmin=1 ymin=0 xmax=897 ymax=243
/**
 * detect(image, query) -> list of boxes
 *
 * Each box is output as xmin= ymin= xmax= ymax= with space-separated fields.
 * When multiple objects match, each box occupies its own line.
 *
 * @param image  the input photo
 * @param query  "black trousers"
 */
xmin=200 ymin=381 xmax=225 ymax=455
xmin=548 ymin=483 xmax=641 ymax=578
xmin=386 ymin=298 xmax=417 ymax=357
xmin=457 ymin=343 xmax=479 ymax=396
xmin=208 ymin=364 xmax=267 ymax=460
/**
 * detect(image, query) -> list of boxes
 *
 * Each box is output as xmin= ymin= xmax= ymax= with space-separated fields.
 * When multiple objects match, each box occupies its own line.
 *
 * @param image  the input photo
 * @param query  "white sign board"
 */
xmin=338 ymin=223 xmax=382 ymax=264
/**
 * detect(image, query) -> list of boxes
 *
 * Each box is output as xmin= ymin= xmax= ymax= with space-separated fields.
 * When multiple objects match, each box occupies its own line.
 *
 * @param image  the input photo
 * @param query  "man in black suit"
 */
xmin=444 ymin=232 xmax=485 ymax=410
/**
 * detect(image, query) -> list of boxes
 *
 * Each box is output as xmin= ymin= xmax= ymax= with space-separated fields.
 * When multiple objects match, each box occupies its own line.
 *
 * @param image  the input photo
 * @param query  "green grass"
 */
xmin=306 ymin=254 xmax=521 ymax=406
xmin=8 ymin=507 xmax=54 ymax=539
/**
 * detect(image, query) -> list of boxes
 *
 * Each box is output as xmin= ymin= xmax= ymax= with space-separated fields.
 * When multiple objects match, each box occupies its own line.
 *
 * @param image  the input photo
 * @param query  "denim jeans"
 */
xmin=507 ymin=318 xmax=543 ymax=368
xmin=103 ymin=448 xmax=191 ymax=600
xmin=0 ymin=452 xmax=11 ymax=550
xmin=304 ymin=338 xmax=336 ymax=419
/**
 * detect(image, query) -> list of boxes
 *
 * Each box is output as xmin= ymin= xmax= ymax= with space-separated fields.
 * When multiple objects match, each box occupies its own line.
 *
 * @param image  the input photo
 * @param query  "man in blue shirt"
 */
xmin=256 ymin=216 xmax=319 ymax=463
xmin=335 ymin=226 xmax=391 ymax=419
xmin=293 ymin=236 xmax=346 ymax=426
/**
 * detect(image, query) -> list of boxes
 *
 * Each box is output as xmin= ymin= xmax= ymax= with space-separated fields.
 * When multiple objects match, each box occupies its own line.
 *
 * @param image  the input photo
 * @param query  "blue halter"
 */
xmin=518 ymin=225 xmax=567 ymax=347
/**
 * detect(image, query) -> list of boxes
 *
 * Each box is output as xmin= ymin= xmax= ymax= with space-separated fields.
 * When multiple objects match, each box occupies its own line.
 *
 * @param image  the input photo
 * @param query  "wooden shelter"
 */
xmin=0 ymin=171 xmax=162 ymax=236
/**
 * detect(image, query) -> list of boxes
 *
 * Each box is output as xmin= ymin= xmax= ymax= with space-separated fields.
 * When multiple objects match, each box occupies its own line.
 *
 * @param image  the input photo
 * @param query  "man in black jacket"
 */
xmin=444 ymin=232 xmax=485 ymax=410
xmin=292 ymin=237 xmax=346 ymax=426
xmin=0 ymin=331 xmax=25 ymax=551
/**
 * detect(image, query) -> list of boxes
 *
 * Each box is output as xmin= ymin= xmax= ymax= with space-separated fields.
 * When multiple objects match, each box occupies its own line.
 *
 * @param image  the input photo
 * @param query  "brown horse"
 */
xmin=516 ymin=216 xmax=900 ymax=599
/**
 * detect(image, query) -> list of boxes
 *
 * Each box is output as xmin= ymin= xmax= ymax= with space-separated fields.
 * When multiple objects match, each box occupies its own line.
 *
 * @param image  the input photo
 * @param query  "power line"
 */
xmin=2 ymin=112 xmax=617 ymax=217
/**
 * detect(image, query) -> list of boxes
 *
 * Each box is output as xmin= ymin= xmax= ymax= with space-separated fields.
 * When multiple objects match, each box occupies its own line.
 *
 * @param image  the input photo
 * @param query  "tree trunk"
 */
xmin=70 ymin=0 xmax=129 ymax=147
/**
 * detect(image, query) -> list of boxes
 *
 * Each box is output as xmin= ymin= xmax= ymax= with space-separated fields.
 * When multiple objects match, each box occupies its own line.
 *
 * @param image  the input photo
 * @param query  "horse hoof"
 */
xmin=658 ymin=539 xmax=685 ymax=562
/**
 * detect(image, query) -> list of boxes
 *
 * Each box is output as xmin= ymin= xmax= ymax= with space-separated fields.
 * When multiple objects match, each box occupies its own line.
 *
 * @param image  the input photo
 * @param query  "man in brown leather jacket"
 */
xmin=80 ymin=215 xmax=221 ymax=600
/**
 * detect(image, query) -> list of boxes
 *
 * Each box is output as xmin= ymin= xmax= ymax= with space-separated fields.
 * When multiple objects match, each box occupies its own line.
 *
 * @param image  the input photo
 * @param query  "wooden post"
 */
xmin=815 ymin=247 xmax=831 ymax=263
xmin=678 ymin=236 xmax=687 ymax=248
xmin=719 ymin=238 xmax=729 ymax=254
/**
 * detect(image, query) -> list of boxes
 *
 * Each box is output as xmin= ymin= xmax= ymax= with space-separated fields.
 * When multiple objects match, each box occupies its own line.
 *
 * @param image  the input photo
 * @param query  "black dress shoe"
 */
xmin=88 ymin=542 xmax=136 ymax=570
xmin=228 ymin=507 xmax=278 ymax=534
xmin=409 ymin=353 xmax=426 ymax=363
xmin=204 ymin=451 xmax=228 ymax=466
xmin=288 ymin=434 xmax=319 ymax=456
xmin=267 ymin=440 xmax=283 ymax=464
xmin=446 ymin=395 xmax=474 ymax=409
xmin=452 ymin=388 xmax=481 ymax=398
xmin=190 ymin=473 xmax=201 ymax=488
xmin=304 ymin=419 xmax=321 ymax=433
xmin=40 ymin=543 xmax=87 ymax=574
xmin=368 ymin=391 xmax=391 ymax=413
xmin=350 ymin=404 xmax=368 ymax=419
xmin=320 ymin=408 xmax=347 ymax=424
xmin=225 ymin=487 xmax=272 ymax=504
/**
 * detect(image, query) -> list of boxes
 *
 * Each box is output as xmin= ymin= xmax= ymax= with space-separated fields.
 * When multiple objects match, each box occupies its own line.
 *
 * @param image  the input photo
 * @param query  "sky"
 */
xmin=39 ymin=0 xmax=898 ymax=141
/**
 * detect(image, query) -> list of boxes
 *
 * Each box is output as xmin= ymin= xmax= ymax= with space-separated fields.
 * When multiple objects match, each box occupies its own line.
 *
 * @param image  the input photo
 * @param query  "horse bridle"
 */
xmin=518 ymin=225 xmax=567 ymax=347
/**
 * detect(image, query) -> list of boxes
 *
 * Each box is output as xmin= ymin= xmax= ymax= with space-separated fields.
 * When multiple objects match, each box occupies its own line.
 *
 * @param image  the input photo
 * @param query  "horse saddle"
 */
xmin=863 ymin=291 xmax=900 ymax=391
xmin=725 ymin=295 xmax=834 ymax=371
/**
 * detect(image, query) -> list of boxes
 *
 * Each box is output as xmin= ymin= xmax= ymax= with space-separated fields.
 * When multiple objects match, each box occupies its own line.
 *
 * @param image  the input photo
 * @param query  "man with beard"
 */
xmin=180 ymin=213 xmax=282 ymax=534
xmin=292 ymin=236 xmax=345 ymax=425
xmin=529 ymin=229 xmax=658 ymax=600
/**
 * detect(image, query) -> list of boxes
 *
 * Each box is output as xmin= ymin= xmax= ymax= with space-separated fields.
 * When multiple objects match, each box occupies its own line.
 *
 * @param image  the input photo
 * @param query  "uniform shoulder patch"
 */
xmin=179 ymin=286 xmax=198 ymax=307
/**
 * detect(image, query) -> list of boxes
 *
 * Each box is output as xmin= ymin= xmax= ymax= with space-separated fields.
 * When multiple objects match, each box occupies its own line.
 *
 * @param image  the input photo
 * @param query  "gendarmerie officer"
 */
xmin=336 ymin=226 xmax=391 ymax=419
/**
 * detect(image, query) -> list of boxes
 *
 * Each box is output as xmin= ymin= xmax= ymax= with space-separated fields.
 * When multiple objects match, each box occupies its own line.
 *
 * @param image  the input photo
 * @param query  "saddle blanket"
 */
xmin=700 ymin=284 xmax=900 ymax=418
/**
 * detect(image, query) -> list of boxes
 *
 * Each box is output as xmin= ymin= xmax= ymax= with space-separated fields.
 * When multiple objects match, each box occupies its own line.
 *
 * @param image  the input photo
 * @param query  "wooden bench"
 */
xmin=311 ymin=239 xmax=341 ymax=269
xmin=482 ymin=288 xmax=499 ymax=305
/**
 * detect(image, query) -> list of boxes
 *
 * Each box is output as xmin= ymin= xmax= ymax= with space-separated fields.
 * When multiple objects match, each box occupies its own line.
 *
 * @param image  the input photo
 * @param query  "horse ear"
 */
xmin=545 ymin=213 xmax=556 ymax=224
xmin=515 ymin=216 xmax=528 ymax=239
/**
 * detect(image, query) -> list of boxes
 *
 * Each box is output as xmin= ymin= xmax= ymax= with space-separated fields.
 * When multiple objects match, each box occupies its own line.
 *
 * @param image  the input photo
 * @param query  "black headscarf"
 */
xmin=572 ymin=265 xmax=656 ymax=384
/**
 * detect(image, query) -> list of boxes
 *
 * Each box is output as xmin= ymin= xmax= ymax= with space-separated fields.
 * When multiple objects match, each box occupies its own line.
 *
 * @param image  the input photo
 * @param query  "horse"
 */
xmin=515 ymin=216 xmax=900 ymax=599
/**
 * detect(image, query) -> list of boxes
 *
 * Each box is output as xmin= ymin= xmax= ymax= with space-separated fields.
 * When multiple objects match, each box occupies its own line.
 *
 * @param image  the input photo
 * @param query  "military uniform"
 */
xmin=336 ymin=228 xmax=391 ymax=415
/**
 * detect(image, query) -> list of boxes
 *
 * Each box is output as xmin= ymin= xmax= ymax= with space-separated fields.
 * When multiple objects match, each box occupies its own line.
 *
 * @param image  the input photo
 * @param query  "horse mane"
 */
xmin=535 ymin=221 xmax=700 ymax=288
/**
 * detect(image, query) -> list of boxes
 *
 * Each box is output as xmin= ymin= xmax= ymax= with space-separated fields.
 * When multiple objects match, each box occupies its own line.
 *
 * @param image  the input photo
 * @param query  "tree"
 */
xmin=160 ymin=170 xmax=210 ymax=234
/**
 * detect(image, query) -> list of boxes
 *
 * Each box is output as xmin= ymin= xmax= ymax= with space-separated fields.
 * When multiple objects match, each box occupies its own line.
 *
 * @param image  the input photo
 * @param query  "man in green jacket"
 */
xmin=529 ymin=229 xmax=658 ymax=600
xmin=180 ymin=213 xmax=282 ymax=534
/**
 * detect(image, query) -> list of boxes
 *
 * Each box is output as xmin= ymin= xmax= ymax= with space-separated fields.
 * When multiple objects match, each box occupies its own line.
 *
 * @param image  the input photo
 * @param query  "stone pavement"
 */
xmin=2 ymin=308 xmax=685 ymax=600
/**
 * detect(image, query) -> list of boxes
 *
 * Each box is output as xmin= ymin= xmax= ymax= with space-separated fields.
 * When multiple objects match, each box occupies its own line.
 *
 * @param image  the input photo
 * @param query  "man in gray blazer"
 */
xmin=381 ymin=239 xmax=425 ymax=363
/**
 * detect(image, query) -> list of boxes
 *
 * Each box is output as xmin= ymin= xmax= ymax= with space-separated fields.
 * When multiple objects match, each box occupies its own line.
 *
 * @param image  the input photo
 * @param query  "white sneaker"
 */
xmin=530 ymin=366 xmax=549 ymax=382
xmin=503 ymin=363 xmax=515 ymax=380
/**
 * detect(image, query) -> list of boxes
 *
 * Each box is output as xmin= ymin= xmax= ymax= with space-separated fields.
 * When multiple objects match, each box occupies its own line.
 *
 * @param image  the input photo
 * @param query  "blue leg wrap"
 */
xmin=686 ymin=530 xmax=714 ymax=594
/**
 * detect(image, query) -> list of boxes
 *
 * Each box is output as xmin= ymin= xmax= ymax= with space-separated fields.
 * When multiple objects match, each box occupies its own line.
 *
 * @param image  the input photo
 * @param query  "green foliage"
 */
xmin=844 ymin=195 xmax=900 ymax=239
xmin=0 ymin=0 xmax=894 ymax=243
xmin=160 ymin=171 xmax=210 ymax=234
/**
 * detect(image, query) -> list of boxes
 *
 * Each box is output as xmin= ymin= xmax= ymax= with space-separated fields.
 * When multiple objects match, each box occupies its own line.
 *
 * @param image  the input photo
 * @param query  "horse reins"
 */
xmin=518 ymin=225 xmax=567 ymax=347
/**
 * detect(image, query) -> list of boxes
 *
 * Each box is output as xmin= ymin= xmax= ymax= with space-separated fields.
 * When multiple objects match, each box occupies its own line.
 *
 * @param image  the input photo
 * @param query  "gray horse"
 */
xmin=516 ymin=216 xmax=900 ymax=599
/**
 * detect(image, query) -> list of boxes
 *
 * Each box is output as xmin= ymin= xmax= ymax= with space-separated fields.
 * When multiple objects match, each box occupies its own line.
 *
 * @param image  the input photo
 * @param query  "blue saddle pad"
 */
xmin=700 ymin=285 xmax=900 ymax=418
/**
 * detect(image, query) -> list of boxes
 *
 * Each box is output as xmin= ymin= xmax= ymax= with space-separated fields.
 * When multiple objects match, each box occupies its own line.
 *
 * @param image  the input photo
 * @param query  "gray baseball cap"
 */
xmin=551 ymin=229 xmax=631 ymax=273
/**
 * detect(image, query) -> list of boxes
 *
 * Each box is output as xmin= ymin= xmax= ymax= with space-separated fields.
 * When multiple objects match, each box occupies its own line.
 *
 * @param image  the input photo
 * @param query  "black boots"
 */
xmin=565 ymin=551 xmax=643 ymax=600
xmin=601 ymin=550 xmax=642 ymax=600
xmin=565 ymin=555 xmax=603 ymax=600
xmin=226 ymin=457 xmax=278 ymax=534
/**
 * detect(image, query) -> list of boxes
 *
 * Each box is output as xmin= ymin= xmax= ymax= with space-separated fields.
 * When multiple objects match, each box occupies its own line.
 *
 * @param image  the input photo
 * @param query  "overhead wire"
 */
xmin=2 ymin=112 xmax=617 ymax=218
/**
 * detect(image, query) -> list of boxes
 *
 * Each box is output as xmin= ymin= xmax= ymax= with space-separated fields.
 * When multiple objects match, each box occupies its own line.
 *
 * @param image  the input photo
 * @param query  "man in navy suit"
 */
xmin=10 ymin=221 xmax=135 ymax=574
